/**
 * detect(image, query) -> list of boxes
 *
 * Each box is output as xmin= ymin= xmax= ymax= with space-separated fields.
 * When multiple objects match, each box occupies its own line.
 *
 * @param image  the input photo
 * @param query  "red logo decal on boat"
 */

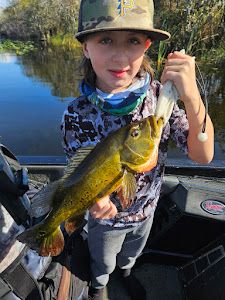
xmin=201 ymin=200 xmax=225 ymax=215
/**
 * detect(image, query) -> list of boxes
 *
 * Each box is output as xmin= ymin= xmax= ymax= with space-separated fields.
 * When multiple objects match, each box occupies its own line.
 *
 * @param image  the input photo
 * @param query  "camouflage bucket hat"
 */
xmin=76 ymin=0 xmax=170 ymax=42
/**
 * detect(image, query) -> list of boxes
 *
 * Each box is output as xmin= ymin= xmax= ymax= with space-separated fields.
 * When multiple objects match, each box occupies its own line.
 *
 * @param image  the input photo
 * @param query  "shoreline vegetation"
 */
xmin=0 ymin=0 xmax=225 ymax=66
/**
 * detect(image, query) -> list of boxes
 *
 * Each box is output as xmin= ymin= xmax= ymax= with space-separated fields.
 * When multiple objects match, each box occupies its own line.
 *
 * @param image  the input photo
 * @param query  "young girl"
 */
xmin=61 ymin=1 xmax=214 ymax=299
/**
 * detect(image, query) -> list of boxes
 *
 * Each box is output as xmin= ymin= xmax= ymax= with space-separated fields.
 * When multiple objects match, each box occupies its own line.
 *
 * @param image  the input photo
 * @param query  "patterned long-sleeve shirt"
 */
xmin=61 ymin=79 xmax=189 ymax=228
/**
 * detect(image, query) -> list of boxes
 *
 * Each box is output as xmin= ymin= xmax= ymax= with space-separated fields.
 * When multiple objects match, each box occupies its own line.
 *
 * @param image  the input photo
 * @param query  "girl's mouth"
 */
xmin=109 ymin=70 xmax=128 ymax=78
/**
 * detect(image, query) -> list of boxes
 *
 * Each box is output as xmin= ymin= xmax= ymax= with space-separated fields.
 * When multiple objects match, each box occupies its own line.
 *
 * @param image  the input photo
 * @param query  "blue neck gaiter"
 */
xmin=79 ymin=73 xmax=150 ymax=116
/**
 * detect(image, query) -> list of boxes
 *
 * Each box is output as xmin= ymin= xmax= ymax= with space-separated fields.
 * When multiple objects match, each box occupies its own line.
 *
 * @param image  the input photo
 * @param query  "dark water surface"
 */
xmin=0 ymin=48 xmax=224 ymax=163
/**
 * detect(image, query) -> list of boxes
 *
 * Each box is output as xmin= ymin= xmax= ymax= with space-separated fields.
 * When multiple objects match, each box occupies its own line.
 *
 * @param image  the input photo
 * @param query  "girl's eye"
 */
xmin=100 ymin=38 xmax=112 ymax=44
xmin=128 ymin=38 xmax=140 ymax=45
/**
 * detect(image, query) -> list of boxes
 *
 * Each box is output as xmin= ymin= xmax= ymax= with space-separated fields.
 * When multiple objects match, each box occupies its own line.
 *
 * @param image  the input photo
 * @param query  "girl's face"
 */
xmin=83 ymin=31 xmax=151 ymax=93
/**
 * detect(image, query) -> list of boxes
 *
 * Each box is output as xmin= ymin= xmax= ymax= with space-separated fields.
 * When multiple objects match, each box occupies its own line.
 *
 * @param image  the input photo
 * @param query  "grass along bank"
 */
xmin=0 ymin=39 xmax=36 ymax=55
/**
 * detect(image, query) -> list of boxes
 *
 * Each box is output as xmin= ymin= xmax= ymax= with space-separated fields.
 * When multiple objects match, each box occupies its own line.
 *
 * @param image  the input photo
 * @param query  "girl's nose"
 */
xmin=111 ymin=44 xmax=128 ymax=64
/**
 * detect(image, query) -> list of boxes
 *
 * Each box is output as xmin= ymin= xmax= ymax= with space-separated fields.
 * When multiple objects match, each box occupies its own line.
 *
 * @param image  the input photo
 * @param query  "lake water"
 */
xmin=0 ymin=49 xmax=78 ymax=158
xmin=0 ymin=49 xmax=225 ymax=164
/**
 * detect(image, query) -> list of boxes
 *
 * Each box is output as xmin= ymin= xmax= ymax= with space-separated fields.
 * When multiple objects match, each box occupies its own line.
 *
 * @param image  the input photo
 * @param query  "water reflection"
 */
xmin=18 ymin=46 xmax=82 ymax=99
xmin=0 ymin=52 xmax=17 ymax=63
xmin=0 ymin=50 xmax=74 ymax=156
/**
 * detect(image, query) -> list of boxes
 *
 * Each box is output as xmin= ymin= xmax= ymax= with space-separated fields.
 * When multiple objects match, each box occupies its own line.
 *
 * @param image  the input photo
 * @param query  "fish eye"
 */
xmin=131 ymin=128 xmax=140 ymax=137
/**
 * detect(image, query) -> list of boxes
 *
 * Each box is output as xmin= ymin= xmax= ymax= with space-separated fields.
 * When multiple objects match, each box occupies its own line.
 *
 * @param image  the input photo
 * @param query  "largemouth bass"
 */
xmin=18 ymin=116 xmax=164 ymax=256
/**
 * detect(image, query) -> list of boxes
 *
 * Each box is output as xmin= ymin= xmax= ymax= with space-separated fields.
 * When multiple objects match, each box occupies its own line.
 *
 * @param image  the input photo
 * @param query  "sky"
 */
xmin=0 ymin=0 xmax=8 ymax=8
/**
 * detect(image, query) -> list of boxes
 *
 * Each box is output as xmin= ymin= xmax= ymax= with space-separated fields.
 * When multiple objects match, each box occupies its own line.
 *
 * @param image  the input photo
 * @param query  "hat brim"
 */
xmin=75 ymin=27 xmax=170 ymax=43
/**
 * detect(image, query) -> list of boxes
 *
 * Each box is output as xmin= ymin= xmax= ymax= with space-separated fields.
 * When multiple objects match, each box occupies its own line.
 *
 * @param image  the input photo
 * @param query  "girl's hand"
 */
xmin=161 ymin=51 xmax=200 ymax=105
xmin=89 ymin=195 xmax=118 ymax=219
xmin=161 ymin=51 xmax=214 ymax=164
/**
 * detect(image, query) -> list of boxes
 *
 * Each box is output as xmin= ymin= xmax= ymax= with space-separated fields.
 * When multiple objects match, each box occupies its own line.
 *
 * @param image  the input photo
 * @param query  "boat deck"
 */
xmin=105 ymin=263 xmax=183 ymax=300
xmin=26 ymin=165 xmax=225 ymax=300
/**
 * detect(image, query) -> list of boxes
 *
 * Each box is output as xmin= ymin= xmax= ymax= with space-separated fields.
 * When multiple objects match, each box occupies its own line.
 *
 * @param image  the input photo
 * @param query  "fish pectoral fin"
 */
xmin=118 ymin=171 xmax=137 ymax=209
xmin=64 ymin=213 xmax=85 ymax=235
xmin=40 ymin=227 xmax=64 ymax=257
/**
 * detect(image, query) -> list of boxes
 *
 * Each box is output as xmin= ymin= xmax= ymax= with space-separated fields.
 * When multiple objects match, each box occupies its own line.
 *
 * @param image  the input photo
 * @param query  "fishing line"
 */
xmin=195 ymin=62 xmax=208 ymax=142
xmin=178 ymin=49 xmax=208 ymax=142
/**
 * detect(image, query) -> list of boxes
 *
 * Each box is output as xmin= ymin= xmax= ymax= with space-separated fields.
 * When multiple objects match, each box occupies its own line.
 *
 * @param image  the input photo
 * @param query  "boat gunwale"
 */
xmin=18 ymin=156 xmax=225 ymax=178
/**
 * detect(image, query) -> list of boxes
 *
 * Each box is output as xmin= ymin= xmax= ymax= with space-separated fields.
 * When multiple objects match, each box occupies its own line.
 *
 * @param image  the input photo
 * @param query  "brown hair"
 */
xmin=80 ymin=54 xmax=154 ymax=87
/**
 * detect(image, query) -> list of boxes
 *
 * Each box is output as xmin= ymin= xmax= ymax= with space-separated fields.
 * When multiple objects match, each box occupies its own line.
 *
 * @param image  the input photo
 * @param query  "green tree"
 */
xmin=0 ymin=0 xmax=79 ymax=40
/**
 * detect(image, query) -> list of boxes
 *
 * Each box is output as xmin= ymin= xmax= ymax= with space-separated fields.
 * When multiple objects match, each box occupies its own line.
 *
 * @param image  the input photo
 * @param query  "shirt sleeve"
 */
xmin=169 ymin=103 xmax=189 ymax=155
xmin=60 ymin=107 xmax=82 ymax=159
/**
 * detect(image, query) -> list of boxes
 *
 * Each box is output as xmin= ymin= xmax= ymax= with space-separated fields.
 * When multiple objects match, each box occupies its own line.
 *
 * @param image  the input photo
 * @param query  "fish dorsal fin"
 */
xmin=30 ymin=179 xmax=62 ymax=218
xmin=62 ymin=146 xmax=95 ymax=185
xmin=118 ymin=171 xmax=137 ymax=209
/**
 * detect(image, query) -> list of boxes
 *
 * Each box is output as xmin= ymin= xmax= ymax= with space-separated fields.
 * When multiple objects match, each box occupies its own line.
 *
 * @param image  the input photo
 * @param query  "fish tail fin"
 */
xmin=40 ymin=227 xmax=64 ymax=256
xmin=17 ymin=224 xmax=64 ymax=257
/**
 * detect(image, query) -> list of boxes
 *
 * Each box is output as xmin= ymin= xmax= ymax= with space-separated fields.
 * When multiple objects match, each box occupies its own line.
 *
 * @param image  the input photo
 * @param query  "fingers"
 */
xmin=160 ymin=52 xmax=199 ymax=103
xmin=98 ymin=201 xmax=117 ymax=219
xmin=165 ymin=56 xmax=195 ymax=72
xmin=161 ymin=67 xmax=185 ymax=85
xmin=166 ymin=51 xmax=195 ymax=67
xmin=167 ymin=51 xmax=188 ymax=59
xmin=89 ymin=196 xmax=118 ymax=219
xmin=161 ymin=54 xmax=195 ymax=83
